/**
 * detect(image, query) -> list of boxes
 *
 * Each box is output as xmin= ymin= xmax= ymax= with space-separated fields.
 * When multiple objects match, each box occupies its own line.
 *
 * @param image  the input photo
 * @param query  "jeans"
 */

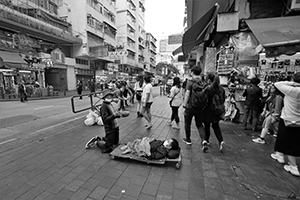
xmin=171 ymin=106 xmax=180 ymax=123
xmin=242 ymin=106 xmax=259 ymax=130
xmin=184 ymin=108 xmax=205 ymax=141
xmin=204 ymin=122 xmax=223 ymax=143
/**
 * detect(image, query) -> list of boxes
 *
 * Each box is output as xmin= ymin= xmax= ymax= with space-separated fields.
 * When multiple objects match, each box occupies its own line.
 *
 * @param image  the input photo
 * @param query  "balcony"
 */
xmin=127 ymin=42 xmax=135 ymax=52
xmin=126 ymin=56 xmax=135 ymax=65
xmin=0 ymin=3 xmax=81 ymax=44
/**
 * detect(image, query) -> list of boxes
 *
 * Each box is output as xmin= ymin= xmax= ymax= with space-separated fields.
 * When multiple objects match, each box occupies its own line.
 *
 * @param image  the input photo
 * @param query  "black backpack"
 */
xmin=190 ymin=80 xmax=208 ymax=110
xmin=211 ymin=88 xmax=225 ymax=117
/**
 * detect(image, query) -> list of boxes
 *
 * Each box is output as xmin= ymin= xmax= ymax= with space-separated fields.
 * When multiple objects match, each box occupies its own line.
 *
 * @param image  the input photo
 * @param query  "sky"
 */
xmin=144 ymin=0 xmax=185 ymax=41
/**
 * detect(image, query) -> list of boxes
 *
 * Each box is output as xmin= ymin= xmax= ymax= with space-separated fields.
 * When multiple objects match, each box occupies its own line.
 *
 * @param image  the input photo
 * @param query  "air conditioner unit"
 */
xmin=287 ymin=0 xmax=300 ymax=10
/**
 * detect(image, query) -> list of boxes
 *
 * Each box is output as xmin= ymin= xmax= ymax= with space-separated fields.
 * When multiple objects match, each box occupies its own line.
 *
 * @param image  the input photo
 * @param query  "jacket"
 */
xmin=100 ymin=101 xmax=119 ymax=133
xmin=204 ymin=85 xmax=226 ymax=123
xmin=149 ymin=140 xmax=168 ymax=160
xmin=243 ymin=84 xmax=262 ymax=108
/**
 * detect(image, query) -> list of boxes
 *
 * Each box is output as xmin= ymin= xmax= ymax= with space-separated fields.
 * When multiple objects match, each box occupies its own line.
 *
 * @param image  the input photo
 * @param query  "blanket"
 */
xmin=126 ymin=137 xmax=154 ymax=157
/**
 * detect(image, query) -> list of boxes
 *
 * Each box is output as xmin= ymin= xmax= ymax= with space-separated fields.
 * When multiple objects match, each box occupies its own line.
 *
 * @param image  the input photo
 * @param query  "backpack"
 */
xmin=211 ymin=89 xmax=225 ymax=117
xmin=190 ymin=80 xmax=208 ymax=110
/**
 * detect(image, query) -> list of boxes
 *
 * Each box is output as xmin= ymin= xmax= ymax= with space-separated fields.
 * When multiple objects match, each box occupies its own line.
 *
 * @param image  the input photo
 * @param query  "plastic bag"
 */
xmin=84 ymin=118 xmax=96 ymax=126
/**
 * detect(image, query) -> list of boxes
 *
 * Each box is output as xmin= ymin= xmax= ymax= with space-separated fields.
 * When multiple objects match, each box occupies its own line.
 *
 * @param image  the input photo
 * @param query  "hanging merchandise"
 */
xmin=230 ymin=32 xmax=259 ymax=57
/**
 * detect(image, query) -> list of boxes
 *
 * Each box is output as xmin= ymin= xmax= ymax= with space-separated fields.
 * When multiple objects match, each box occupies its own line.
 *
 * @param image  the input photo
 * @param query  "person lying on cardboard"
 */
xmin=120 ymin=137 xmax=180 ymax=160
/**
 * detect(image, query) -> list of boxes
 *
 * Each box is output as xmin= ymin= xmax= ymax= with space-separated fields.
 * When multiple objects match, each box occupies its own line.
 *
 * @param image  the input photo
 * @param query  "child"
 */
xmin=85 ymin=90 xmax=121 ymax=153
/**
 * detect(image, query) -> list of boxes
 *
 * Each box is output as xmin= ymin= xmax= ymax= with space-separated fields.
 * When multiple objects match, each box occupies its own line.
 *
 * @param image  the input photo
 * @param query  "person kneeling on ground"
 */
xmin=85 ymin=90 xmax=121 ymax=153
xmin=121 ymin=137 xmax=180 ymax=160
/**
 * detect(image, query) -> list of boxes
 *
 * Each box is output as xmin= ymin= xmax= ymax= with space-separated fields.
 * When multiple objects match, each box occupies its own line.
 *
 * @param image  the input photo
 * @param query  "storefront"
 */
xmin=75 ymin=68 xmax=94 ymax=90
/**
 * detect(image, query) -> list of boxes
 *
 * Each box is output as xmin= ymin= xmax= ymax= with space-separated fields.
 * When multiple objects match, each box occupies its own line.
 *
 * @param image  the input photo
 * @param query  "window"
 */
xmin=76 ymin=58 xmax=89 ymax=65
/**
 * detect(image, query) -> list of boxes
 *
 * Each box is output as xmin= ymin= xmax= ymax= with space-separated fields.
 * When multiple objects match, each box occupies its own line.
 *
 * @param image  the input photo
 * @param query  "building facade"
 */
xmin=0 ymin=0 xmax=82 ymax=99
xmin=59 ymin=0 xmax=117 ymax=86
xmin=144 ymin=32 xmax=156 ymax=75
xmin=115 ymin=0 xmax=146 ymax=78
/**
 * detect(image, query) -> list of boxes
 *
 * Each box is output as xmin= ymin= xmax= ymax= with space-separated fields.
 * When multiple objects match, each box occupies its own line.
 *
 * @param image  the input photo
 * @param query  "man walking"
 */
xmin=182 ymin=66 xmax=208 ymax=152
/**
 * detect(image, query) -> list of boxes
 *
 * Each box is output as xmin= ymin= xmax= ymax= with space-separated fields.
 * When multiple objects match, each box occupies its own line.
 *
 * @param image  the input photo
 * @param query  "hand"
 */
xmin=114 ymin=112 xmax=121 ymax=118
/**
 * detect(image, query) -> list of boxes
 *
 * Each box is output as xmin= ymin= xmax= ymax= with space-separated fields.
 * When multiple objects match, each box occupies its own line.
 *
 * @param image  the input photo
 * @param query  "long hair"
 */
xmin=138 ymin=76 xmax=144 ymax=88
xmin=172 ymin=77 xmax=181 ymax=88
xmin=207 ymin=73 xmax=220 ymax=90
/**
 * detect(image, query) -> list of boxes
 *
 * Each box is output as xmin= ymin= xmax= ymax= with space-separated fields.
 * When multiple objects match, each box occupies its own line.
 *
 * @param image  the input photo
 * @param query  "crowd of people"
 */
xmin=83 ymin=66 xmax=300 ymax=177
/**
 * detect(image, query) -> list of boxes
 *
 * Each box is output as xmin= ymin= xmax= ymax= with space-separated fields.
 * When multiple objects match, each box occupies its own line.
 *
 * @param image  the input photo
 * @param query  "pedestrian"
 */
xmin=241 ymin=77 xmax=263 ymax=131
xmin=270 ymin=72 xmax=300 ymax=177
xmin=182 ymin=66 xmax=208 ymax=152
xmin=203 ymin=73 xmax=226 ymax=151
xmin=167 ymin=77 xmax=183 ymax=129
xmin=252 ymin=85 xmax=283 ymax=144
xmin=88 ymin=79 xmax=96 ymax=95
xmin=85 ymin=90 xmax=121 ymax=153
xmin=76 ymin=80 xmax=83 ymax=99
xmin=18 ymin=80 xmax=28 ymax=103
xmin=134 ymin=75 xmax=145 ymax=117
xmin=141 ymin=75 xmax=154 ymax=129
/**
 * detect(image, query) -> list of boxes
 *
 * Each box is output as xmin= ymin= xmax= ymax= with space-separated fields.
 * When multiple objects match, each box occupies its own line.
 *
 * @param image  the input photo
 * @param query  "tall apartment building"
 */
xmin=144 ymin=32 xmax=156 ymax=75
xmin=60 ymin=0 xmax=117 ymax=84
xmin=0 ymin=0 xmax=82 ymax=99
xmin=115 ymin=0 xmax=146 ymax=77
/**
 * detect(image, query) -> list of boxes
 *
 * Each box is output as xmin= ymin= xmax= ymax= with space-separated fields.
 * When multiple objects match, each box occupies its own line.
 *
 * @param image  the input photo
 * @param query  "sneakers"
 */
xmin=172 ymin=124 xmax=180 ymax=130
xmin=146 ymin=123 xmax=153 ymax=129
xmin=271 ymin=152 xmax=285 ymax=164
xmin=252 ymin=137 xmax=265 ymax=144
xmin=284 ymin=163 xmax=300 ymax=177
xmin=85 ymin=137 xmax=97 ymax=149
xmin=202 ymin=141 xmax=208 ymax=152
xmin=166 ymin=120 xmax=172 ymax=126
xmin=219 ymin=141 xmax=225 ymax=152
xmin=182 ymin=138 xmax=192 ymax=145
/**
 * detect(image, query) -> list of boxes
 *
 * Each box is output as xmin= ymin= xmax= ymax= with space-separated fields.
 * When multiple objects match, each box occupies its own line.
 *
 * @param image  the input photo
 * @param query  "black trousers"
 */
xmin=171 ymin=106 xmax=180 ymax=123
xmin=204 ymin=121 xmax=223 ymax=144
xmin=104 ymin=127 xmax=119 ymax=148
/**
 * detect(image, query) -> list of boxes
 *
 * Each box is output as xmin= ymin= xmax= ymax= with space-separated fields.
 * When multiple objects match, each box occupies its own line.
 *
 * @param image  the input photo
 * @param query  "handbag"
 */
xmin=169 ymin=89 xmax=180 ymax=107
xmin=284 ymin=119 xmax=300 ymax=128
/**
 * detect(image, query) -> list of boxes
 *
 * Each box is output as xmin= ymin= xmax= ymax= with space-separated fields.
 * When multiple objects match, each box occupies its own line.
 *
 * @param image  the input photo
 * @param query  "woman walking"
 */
xmin=270 ymin=72 xmax=300 ymax=177
xmin=167 ymin=77 xmax=183 ymax=129
xmin=141 ymin=75 xmax=153 ymax=129
xmin=203 ymin=73 xmax=226 ymax=152
xmin=134 ymin=75 xmax=145 ymax=117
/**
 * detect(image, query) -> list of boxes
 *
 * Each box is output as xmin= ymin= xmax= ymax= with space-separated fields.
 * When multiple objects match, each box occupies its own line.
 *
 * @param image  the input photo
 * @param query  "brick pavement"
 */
xmin=0 ymin=95 xmax=299 ymax=200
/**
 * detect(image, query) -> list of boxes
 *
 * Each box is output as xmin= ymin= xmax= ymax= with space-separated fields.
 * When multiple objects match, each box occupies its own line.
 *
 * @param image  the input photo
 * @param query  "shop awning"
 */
xmin=172 ymin=45 xmax=182 ymax=56
xmin=182 ymin=4 xmax=219 ymax=56
xmin=97 ymin=57 xmax=114 ymax=63
xmin=0 ymin=51 xmax=27 ymax=69
xmin=246 ymin=16 xmax=300 ymax=57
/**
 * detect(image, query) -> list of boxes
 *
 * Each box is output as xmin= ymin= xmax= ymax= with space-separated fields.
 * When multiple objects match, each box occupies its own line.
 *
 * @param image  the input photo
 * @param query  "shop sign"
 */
xmin=108 ymin=51 xmax=128 ymax=58
xmin=75 ymin=68 xmax=94 ymax=75
xmin=13 ymin=34 xmax=41 ymax=49
xmin=51 ymin=48 xmax=65 ymax=64
xmin=217 ymin=12 xmax=239 ymax=32
xmin=0 ymin=5 xmax=74 ymax=42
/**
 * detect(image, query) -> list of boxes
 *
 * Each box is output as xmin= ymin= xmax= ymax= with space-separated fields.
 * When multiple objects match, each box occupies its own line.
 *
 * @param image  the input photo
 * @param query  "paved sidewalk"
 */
xmin=0 ymin=95 xmax=299 ymax=200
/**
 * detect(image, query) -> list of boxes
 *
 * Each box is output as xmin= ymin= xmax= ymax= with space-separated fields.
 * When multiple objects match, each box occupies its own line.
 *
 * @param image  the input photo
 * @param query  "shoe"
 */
xmin=202 ymin=141 xmax=208 ymax=152
xmin=85 ymin=137 xmax=97 ymax=149
xmin=146 ymin=123 xmax=153 ymax=129
xmin=172 ymin=124 xmax=180 ymax=130
xmin=137 ymin=112 xmax=140 ymax=117
xmin=166 ymin=120 xmax=172 ymax=126
xmin=95 ymin=136 xmax=102 ymax=141
xmin=271 ymin=152 xmax=285 ymax=164
xmin=144 ymin=124 xmax=148 ymax=127
xmin=284 ymin=163 xmax=300 ymax=177
xmin=252 ymin=137 xmax=265 ymax=144
xmin=182 ymin=138 xmax=192 ymax=145
xmin=219 ymin=141 xmax=225 ymax=151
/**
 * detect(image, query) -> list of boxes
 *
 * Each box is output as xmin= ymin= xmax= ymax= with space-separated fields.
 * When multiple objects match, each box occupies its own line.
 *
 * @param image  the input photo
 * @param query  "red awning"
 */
xmin=182 ymin=4 xmax=219 ymax=56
